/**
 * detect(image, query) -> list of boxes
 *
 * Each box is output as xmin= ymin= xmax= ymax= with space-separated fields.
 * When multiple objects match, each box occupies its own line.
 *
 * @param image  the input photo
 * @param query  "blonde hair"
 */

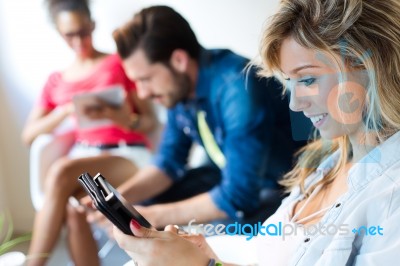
xmin=260 ymin=0 xmax=400 ymax=194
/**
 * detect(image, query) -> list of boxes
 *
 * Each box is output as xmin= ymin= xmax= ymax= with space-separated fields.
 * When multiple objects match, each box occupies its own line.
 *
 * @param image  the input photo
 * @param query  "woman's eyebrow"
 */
xmin=289 ymin=65 xmax=320 ymax=75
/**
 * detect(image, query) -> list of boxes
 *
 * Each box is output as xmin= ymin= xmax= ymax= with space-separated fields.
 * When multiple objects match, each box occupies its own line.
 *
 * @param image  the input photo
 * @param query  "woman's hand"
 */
xmin=21 ymin=103 xmax=75 ymax=145
xmin=81 ymin=97 xmax=132 ymax=127
xmin=62 ymin=102 xmax=75 ymax=116
xmin=81 ymin=90 xmax=158 ymax=134
xmin=113 ymin=220 xmax=212 ymax=266
xmin=181 ymin=233 xmax=220 ymax=261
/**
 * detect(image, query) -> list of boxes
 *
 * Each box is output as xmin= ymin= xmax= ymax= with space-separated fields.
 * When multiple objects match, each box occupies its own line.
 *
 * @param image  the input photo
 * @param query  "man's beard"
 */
xmin=165 ymin=68 xmax=192 ymax=108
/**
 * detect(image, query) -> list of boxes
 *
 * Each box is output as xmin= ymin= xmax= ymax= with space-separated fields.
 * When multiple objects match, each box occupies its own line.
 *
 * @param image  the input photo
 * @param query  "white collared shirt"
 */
xmin=257 ymin=131 xmax=400 ymax=266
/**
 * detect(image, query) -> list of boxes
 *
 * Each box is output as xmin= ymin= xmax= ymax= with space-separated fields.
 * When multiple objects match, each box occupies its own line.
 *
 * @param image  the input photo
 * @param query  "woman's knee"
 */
xmin=45 ymin=157 xmax=78 ymax=194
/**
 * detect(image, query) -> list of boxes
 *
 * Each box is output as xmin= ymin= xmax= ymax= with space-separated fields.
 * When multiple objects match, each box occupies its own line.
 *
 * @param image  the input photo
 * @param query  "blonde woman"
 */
xmin=113 ymin=0 xmax=400 ymax=265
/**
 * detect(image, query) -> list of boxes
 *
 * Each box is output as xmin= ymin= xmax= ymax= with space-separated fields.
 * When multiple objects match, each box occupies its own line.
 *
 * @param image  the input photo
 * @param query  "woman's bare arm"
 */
xmin=21 ymin=104 xmax=73 ymax=145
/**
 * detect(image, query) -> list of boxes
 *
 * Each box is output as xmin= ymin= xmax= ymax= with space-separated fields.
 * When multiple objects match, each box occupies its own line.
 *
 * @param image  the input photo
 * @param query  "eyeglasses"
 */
xmin=61 ymin=27 xmax=93 ymax=41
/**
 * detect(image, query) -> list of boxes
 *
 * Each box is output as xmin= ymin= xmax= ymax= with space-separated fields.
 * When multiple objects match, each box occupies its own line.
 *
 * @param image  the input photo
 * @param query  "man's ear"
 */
xmin=170 ymin=49 xmax=190 ymax=73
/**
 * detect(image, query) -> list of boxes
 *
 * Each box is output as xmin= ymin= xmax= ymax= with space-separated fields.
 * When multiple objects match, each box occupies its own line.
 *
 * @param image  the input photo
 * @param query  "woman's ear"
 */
xmin=170 ymin=49 xmax=190 ymax=73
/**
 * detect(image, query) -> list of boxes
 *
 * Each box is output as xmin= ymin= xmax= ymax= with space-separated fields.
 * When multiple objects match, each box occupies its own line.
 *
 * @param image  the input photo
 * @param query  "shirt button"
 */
xmin=183 ymin=126 xmax=191 ymax=135
xmin=176 ymin=169 xmax=185 ymax=177
xmin=235 ymin=211 xmax=244 ymax=219
xmin=304 ymin=237 xmax=310 ymax=243
xmin=335 ymin=203 xmax=342 ymax=208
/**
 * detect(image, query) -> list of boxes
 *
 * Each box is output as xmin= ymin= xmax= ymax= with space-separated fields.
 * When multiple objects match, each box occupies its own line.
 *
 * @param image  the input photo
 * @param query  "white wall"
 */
xmin=0 ymin=76 xmax=30 ymax=230
xmin=0 ymin=133 xmax=8 ymax=213
xmin=0 ymin=0 xmax=280 ymax=232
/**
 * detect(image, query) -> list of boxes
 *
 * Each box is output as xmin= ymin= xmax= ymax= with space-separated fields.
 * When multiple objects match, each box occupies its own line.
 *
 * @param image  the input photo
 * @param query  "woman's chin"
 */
xmin=319 ymin=129 xmax=345 ymax=140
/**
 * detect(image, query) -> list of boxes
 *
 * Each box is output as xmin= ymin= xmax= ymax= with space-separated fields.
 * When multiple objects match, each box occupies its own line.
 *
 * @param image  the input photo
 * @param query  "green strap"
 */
xmin=197 ymin=111 xmax=226 ymax=169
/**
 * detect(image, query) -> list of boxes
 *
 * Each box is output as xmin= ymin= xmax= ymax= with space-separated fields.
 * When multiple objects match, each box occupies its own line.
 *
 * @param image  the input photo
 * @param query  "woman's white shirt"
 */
xmin=257 ymin=131 xmax=400 ymax=266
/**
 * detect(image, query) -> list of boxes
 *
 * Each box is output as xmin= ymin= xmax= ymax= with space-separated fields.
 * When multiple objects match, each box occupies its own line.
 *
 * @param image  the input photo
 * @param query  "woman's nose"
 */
xmin=289 ymin=88 xmax=311 ymax=112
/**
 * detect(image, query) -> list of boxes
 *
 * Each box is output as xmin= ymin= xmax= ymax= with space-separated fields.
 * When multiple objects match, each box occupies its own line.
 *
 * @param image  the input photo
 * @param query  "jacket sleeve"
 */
xmin=152 ymin=109 xmax=193 ymax=181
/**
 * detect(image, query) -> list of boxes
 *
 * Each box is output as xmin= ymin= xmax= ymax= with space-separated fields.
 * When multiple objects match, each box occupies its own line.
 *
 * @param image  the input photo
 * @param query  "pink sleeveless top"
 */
xmin=37 ymin=54 xmax=150 ymax=147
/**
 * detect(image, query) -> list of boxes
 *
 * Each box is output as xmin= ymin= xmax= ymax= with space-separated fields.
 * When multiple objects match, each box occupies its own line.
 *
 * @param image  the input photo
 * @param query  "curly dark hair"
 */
xmin=45 ymin=0 xmax=91 ymax=23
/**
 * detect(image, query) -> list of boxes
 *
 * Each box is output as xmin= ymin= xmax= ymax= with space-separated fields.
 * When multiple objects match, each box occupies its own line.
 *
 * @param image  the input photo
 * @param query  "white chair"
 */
xmin=29 ymin=131 xmax=75 ymax=211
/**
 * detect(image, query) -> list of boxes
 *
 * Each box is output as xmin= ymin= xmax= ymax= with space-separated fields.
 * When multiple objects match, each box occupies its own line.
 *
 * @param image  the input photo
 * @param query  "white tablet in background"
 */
xmin=72 ymin=85 xmax=125 ymax=129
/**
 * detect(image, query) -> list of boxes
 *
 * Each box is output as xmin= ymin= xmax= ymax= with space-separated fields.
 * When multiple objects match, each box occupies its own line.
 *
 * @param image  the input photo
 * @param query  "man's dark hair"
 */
xmin=113 ymin=6 xmax=201 ymax=64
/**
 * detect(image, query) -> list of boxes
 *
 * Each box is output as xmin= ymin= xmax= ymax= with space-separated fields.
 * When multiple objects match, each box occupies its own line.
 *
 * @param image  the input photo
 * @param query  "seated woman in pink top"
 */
xmin=21 ymin=0 xmax=157 ymax=265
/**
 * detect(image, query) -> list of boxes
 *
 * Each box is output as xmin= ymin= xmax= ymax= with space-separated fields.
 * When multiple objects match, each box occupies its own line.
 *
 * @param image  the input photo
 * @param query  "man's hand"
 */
xmin=133 ymin=204 xmax=185 ymax=229
xmin=133 ymin=205 xmax=164 ymax=229
xmin=80 ymin=195 xmax=114 ymax=237
xmin=132 ymin=193 xmax=228 ymax=229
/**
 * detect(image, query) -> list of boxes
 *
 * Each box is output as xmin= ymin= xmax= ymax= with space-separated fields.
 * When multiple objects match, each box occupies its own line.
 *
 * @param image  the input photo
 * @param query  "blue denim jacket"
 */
xmin=153 ymin=49 xmax=304 ymax=219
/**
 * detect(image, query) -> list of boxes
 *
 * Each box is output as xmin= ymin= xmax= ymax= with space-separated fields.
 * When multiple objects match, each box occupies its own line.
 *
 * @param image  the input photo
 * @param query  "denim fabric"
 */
xmin=144 ymin=165 xmax=222 ymax=204
xmin=153 ymin=48 xmax=306 ymax=219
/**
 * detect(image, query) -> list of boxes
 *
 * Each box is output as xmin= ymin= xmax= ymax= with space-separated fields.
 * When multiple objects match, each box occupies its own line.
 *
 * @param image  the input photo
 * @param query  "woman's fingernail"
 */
xmin=130 ymin=219 xmax=141 ymax=229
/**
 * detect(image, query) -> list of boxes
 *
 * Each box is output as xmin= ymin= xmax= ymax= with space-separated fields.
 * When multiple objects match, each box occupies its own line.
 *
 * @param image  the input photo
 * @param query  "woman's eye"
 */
xmin=298 ymin=77 xmax=316 ymax=86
